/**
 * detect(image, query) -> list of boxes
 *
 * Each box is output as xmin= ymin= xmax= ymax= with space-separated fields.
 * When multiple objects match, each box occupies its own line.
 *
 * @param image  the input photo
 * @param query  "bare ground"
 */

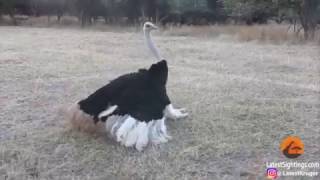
xmin=0 ymin=26 xmax=319 ymax=180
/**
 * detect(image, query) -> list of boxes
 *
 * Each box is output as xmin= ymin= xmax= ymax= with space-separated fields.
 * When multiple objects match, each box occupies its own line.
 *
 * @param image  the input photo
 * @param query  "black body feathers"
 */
xmin=78 ymin=60 xmax=171 ymax=123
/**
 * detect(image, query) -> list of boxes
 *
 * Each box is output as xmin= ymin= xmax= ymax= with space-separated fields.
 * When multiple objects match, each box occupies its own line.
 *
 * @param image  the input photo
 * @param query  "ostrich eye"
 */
xmin=146 ymin=24 xmax=150 ymax=28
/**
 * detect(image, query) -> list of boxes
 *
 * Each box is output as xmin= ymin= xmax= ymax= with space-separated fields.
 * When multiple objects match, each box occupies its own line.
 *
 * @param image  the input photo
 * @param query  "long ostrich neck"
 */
xmin=144 ymin=30 xmax=162 ymax=61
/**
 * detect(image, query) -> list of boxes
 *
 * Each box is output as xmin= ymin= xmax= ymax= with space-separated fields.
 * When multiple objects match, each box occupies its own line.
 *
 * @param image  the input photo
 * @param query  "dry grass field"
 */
xmin=0 ymin=26 xmax=319 ymax=180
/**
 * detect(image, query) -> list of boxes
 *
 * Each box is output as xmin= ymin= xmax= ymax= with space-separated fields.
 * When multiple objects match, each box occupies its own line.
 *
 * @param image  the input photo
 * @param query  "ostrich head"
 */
xmin=143 ymin=22 xmax=162 ymax=61
xmin=143 ymin=22 xmax=158 ymax=33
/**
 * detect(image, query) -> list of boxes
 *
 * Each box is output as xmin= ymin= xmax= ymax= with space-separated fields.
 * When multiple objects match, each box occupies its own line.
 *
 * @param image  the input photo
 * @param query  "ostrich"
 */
xmin=67 ymin=22 xmax=188 ymax=151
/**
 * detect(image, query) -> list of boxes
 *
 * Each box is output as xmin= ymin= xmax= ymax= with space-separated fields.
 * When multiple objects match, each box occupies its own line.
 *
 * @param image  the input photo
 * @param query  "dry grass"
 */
xmin=0 ymin=26 xmax=319 ymax=180
xmin=163 ymin=24 xmax=319 ymax=44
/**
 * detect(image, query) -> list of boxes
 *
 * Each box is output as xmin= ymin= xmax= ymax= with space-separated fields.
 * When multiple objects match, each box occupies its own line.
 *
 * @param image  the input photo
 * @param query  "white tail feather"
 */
xmin=104 ymin=115 xmax=170 ymax=151
xmin=135 ymin=122 xmax=149 ymax=151
xmin=110 ymin=116 xmax=127 ymax=137
xmin=155 ymin=120 xmax=169 ymax=143
xmin=105 ymin=115 xmax=119 ymax=132
xmin=116 ymin=116 xmax=137 ymax=142
xmin=160 ymin=118 xmax=171 ymax=139
xmin=123 ymin=122 xmax=139 ymax=147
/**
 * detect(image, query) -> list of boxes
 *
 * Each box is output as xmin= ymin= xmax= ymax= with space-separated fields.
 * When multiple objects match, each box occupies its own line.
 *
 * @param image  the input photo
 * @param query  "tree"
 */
xmin=221 ymin=0 xmax=277 ymax=24
xmin=278 ymin=0 xmax=320 ymax=40
xmin=298 ymin=0 xmax=319 ymax=40
xmin=207 ymin=0 xmax=225 ymax=22
xmin=207 ymin=0 xmax=223 ymax=13
xmin=0 ymin=0 xmax=16 ymax=22
xmin=75 ymin=0 xmax=107 ymax=26
xmin=31 ymin=0 xmax=67 ymax=22
xmin=123 ymin=0 xmax=142 ymax=24
xmin=0 ymin=0 xmax=32 ymax=25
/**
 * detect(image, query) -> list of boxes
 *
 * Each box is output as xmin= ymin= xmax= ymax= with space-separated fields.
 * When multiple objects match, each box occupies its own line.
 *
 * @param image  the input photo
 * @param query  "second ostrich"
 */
xmin=67 ymin=22 xmax=187 ymax=151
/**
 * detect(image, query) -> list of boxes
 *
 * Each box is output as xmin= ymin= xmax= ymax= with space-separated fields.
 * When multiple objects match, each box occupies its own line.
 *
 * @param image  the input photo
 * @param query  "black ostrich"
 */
xmin=67 ymin=22 xmax=188 ymax=151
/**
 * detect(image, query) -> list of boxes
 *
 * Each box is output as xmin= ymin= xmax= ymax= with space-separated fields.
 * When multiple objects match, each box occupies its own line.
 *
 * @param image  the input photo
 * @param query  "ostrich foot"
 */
xmin=164 ymin=104 xmax=188 ymax=120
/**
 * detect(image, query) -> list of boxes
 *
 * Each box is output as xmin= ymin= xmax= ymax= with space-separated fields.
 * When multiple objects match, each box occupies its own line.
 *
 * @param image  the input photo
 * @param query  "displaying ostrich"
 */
xmin=67 ymin=22 xmax=188 ymax=151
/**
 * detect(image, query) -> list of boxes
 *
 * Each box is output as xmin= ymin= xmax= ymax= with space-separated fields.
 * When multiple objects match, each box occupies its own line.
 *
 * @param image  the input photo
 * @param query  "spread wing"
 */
xmin=78 ymin=60 xmax=170 ymax=123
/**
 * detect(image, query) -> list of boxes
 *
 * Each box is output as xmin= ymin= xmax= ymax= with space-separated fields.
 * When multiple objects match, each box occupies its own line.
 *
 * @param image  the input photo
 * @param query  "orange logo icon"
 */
xmin=280 ymin=136 xmax=304 ymax=158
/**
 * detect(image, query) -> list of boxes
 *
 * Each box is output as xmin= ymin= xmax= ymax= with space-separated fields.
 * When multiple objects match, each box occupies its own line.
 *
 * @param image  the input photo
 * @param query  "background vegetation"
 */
xmin=0 ymin=0 xmax=319 ymax=40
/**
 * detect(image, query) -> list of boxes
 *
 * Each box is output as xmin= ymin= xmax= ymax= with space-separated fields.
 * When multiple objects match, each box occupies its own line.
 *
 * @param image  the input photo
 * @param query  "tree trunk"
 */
xmin=81 ymin=11 xmax=91 ymax=27
xmin=9 ymin=13 xmax=17 ymax=26
xmin=299 ymin=0 xmax=318 ymax=40
xmin=57 ymin=13 xmax=62 ymax=23
xmin=81 ymin=11 xmax=86 ymax=27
